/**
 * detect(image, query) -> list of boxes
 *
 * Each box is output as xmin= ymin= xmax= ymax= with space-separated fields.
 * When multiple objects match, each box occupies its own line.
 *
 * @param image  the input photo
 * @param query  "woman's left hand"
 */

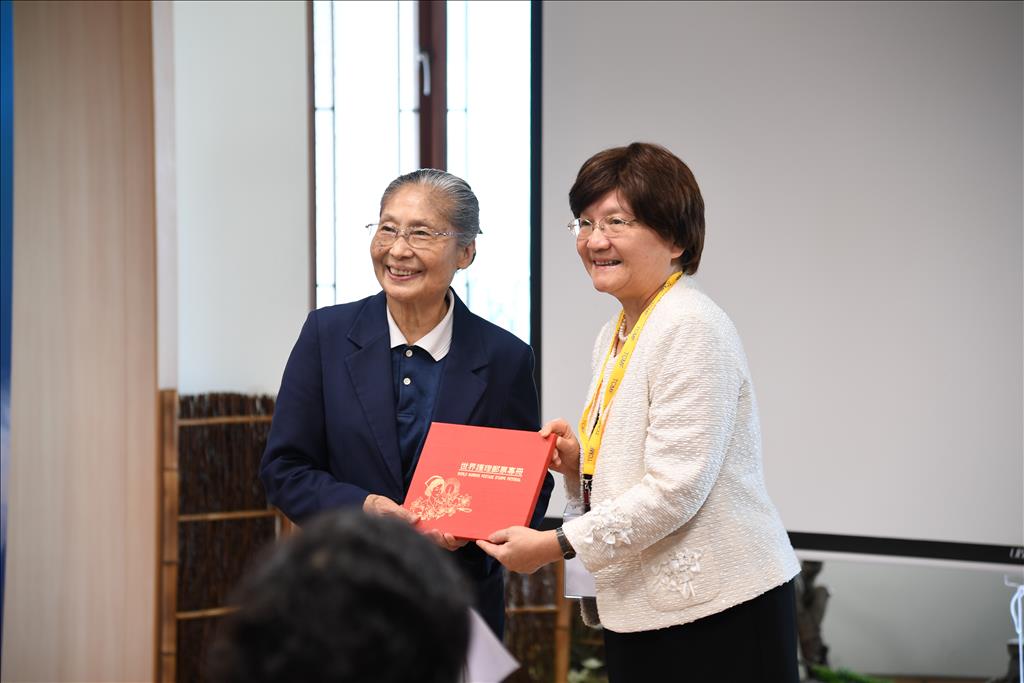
xmin=476 ymin=526 xmax=562 ymax=574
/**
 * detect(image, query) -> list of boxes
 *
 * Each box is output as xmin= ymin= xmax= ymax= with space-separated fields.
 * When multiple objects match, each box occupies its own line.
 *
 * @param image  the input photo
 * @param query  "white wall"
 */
xmin=154 ymin=0 xmax=177 ymax=390
xmin=541 ymin=0 xmax=1022 ymax=547
xmin=541 ymin=0 xmax=1021 ymax=677
xmin=173 ymin=0 xmax=310 ymax=395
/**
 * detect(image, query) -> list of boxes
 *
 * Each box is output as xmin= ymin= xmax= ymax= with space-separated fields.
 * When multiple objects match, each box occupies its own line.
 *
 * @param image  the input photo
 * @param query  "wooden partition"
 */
xmin=156 ymin=390 xmax=574 ymax=682
xmin=505 ymin=559 xmax=573 ymax=682
xmin=157 ymin=391 xmax=284 ymax=683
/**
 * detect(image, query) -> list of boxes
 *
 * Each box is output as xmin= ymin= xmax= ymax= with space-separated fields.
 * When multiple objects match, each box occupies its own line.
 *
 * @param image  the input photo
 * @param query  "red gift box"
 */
xmin=403 ymin=422 xmax=555 ymax=540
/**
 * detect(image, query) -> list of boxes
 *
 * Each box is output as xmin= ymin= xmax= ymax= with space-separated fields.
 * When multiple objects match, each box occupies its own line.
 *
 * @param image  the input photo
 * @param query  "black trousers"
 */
xmin=602 ymin=579 xmax=799 ymax=683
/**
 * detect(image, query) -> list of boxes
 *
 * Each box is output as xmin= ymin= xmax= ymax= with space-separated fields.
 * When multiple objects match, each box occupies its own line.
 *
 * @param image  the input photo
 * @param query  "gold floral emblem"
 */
xmin=408 ymin=475 xmax=473 ymax=520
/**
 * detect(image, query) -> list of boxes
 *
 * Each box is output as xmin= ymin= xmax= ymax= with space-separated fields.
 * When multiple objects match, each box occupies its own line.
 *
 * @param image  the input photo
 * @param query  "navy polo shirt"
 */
xmin=391 ymin=345 xmax=446 ymax=487
xmin=385 ymin=290 xmax=456 ymax=489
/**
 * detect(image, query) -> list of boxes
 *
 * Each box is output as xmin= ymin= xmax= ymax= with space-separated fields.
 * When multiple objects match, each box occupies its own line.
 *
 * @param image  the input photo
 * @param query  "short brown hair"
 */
xmin=569 ymin=142 xmax=705 ymax=275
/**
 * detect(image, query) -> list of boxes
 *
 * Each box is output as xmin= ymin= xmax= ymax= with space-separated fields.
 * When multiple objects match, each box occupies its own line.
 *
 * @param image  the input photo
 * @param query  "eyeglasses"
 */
xmin=567 ymin=216 xmax=638 ymax=240
xmin=366 ymin=223 xmax=458 ymax=249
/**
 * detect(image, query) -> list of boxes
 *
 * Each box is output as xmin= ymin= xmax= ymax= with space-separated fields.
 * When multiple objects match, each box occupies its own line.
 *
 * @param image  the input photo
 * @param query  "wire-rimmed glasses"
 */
xmin=567 ymin=216 xmax=638 ymax=240
xmin=366 ymin=223 xmax=458 ymax=249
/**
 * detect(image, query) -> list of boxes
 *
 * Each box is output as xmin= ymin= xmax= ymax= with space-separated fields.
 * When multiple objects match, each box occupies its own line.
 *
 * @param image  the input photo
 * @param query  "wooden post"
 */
xmin=554 ymin=559 xmax=572 ymax=682
xmin=157 ymin=389 xmax=179 ymax=683
xmin=417 ymin=0 xmax=446 ymax=169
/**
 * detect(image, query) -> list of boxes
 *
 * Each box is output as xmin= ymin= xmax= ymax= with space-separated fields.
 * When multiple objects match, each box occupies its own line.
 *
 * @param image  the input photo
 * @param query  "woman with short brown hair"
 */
xmin=569 ymin=142 xmax=705 ymax=276
xmin=478 ymin=143 xmax=800 ymax=681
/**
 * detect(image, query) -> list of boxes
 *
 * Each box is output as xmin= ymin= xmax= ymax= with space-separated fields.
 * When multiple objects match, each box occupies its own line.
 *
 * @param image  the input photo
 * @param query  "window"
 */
xmin=312 ymin=0 xmax=534 ymax=344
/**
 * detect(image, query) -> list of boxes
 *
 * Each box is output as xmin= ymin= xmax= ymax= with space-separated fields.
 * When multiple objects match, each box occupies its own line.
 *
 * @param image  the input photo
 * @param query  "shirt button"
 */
xmin=405 ymin=349 xmax=413 ymax=357
xmin=403 ymin=377 xmax=411 ymax=386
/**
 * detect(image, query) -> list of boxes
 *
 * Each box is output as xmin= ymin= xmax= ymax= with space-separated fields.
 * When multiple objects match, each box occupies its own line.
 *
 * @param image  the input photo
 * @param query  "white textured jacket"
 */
xmin=561 ymin=278 xmax=799 ymax=633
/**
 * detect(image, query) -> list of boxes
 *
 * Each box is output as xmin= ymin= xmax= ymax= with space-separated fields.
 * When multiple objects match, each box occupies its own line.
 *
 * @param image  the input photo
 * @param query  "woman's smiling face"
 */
xmin=371 ymin=184 xmax=474 ymax=306
xmin=575 ymin=190 xmax=683 ymax=311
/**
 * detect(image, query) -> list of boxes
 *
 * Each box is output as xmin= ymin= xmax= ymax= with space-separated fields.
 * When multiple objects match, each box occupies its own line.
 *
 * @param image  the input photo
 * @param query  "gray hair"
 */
xmin=379 ymin=169 xmax=481 ymax=248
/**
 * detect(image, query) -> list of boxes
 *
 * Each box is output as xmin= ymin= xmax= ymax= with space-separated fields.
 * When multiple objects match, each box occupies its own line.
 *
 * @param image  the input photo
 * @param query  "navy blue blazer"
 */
xmin=260 ymin=290 xmax=553 ymax=634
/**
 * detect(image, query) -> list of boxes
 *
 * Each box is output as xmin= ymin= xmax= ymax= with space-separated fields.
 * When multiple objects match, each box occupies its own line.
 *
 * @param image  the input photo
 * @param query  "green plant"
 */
xmin=807 ymin=663 xmax=894 ymax=683
xmin=568 ymin=657 xmax=608 ymax=683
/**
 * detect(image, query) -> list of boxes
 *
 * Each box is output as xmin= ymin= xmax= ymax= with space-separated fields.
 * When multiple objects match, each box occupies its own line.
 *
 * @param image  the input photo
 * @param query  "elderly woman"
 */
xmin=477 ymin=143 xmax=800 ymax=680
xmin=261 ymin=169 xmax=553 ymax=637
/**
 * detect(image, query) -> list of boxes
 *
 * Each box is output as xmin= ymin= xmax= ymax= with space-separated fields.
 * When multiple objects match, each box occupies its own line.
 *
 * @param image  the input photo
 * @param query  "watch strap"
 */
xmin=555 ymin=526 xmax=576 ymax=560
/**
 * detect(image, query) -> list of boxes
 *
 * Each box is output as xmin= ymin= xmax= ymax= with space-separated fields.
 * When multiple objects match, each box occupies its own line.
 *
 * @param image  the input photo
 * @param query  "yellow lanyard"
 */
xmin=578 ymin=272 xmax=682 ymax=486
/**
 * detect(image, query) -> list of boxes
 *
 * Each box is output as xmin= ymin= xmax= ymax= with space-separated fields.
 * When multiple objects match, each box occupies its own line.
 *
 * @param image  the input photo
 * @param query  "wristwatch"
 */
xmin=555 ymin=527 xmax=576 ymax=560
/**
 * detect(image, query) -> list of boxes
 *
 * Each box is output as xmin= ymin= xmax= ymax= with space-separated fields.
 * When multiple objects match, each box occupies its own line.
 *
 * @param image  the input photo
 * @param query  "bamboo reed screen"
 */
xmin=158 ymin=391 xmax=283 ymax=683
xmin=157 ymin=389 xmax=575 ymax=682
xmin=505 ymin=560 xmax=572 ymax=682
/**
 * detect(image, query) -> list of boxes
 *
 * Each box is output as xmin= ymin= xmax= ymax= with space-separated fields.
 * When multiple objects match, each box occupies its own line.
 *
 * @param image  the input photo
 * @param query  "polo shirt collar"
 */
xmin=386 ymin=289 xmax=454 ymax=361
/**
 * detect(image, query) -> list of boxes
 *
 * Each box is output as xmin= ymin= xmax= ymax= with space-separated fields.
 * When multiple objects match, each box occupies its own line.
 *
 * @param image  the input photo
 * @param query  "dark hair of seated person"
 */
xmin=208 ymin=509 xmax=472 ymax=683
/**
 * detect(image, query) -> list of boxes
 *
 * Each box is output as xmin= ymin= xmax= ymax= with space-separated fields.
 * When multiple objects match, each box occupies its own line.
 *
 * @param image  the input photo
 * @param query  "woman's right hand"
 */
xmin=540 ymin=418 xmax=581 ymax=478
xmin=363 ymin=493 xmax=419 ymax=525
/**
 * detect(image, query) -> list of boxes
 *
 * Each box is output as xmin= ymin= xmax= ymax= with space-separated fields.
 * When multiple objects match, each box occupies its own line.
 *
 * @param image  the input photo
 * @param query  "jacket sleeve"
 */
xmin=499 ymin=344 xmax=554 ymax=530
xmin=562 ymin=313 xmax=743 ymax=573
xmin=260 ymin=310 xmax=372 ymax=524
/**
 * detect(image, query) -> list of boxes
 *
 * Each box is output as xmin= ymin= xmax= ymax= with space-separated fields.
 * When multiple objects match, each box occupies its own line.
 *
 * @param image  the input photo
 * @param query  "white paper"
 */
xmin=564 ymin=555 xmax=596 ymax=598
xmin=462 ymin=607 xmax=519 ymax=683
